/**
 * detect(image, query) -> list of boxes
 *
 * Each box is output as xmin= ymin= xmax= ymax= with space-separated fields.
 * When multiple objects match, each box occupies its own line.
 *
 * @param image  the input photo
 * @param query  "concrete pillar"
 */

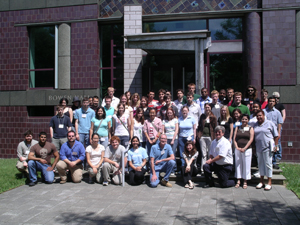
xmin=245 ymin=12 xmax=261 ymax=97
xmin=195 ymin=39 xmax=205 ymax=93
xmin=296 ymin=11 xmax=300 ymax=85
xmin=124 ymin=5 xmax=143 ymax=95
xmin=58 ymin=23 xmax=71 ymax=89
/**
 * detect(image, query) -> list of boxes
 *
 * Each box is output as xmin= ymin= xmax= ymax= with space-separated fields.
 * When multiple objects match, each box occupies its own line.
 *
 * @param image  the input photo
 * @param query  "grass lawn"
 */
xmin=0 ymin=158 xmax=27 ymax=194
xmin=280 ymin=163 xmax=300 ymax=198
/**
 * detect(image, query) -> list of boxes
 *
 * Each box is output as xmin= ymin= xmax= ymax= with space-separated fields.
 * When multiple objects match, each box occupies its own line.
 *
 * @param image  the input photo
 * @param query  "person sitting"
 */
xmin=182 ymin=141 xmax=199 ymax=189
xmin=127 ymin=136 xmax=148 ymax=185
xmin=16 ymin=130 xmax=38 ymax=175
xmin=102 ymin=136 xmax=126 ymax=186
xmin=27 ymin=132 xmax=60 ymax=187
xmin=149 ymin=134 xmax=176 ymax=188
xmin=203 ymin=126 xmax=235 ymax=188
xmin=86 ymin=133 xmax=105 ymax=184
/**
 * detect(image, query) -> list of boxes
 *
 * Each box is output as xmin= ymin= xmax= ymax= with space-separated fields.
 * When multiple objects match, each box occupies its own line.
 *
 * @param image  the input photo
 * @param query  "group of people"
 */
xmin=16 ymin=84 xmax=285 ymax=191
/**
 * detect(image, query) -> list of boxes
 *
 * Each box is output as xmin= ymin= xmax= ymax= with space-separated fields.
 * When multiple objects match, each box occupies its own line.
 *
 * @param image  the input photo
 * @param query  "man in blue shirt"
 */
xmin=74 ymin=97 xmax=95 ymax=147
xmin=150 ymin=134 xmax=175 ymax=188
xmin=56 ymin=131 xmax=86 ymax=184
xmin=49 ymin=105 xmax=72 ymax=152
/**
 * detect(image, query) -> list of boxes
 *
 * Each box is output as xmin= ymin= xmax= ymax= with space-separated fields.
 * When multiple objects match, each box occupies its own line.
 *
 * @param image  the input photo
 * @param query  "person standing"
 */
xmin=197 ymin=88 xmax=212 ymax=113
xmin=185 ymin=92 xmax=202 ymax=124
xmin=16 ymin=130 xmax=38 ymax=174
xmin=174 ymin=89 xmax=186 ymax=117
xmin=210 ymin=90 xmax=223 ymax=120
xmin=101 ymin=87 xmax=120 ymax=108
xmin=50 ymin=105 xmax=72 ymax=152
xmin=74 ymin=97 xmax=95 ymax=147
xmin=228 ymin=92 xmax=250 ymax=116
xmin=27 ymin=132 xmax=60 ymax=186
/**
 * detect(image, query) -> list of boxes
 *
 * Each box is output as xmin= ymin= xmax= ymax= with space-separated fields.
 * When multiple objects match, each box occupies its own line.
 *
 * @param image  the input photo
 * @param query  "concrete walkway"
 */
xmin=0 ymin=180 xmax=299 ymax=225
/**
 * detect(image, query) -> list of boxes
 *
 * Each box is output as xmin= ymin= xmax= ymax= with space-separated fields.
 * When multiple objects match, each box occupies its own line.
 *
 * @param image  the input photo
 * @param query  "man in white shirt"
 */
xmin=184 ymin=92 xmax=202 ymax=124
xmin=203 ymin=125 xmax=235 ymax=188
xmin=101 ymin=87 xmax=120 ymax=108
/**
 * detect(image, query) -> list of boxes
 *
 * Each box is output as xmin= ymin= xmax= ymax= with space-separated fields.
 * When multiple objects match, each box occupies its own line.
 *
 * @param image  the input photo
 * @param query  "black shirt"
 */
xmin=218 ymin=117 xmax=233 ymax=139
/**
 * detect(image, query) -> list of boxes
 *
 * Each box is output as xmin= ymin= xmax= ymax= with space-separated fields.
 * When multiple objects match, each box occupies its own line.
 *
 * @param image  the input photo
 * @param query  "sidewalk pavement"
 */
xmin=0 ymin=180 xmax=299 ymax=225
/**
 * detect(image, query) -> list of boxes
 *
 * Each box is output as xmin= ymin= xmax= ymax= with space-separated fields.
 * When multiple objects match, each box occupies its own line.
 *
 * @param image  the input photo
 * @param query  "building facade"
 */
xmin=0 ymin=0 xmax=299 ymax=162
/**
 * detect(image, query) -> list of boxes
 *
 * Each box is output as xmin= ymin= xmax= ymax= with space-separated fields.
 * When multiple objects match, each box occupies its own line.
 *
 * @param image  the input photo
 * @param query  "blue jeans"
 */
xmin=99 ymin=136 xmax=108 ymax=149
xmin=28 ymin=160 xmax=54 ymax=183
xmin=178 ymin=135 xmax=194 ymax=167
xmin=167 ymin=139 xmax=178 ymax=172
xmin=118 ymin=136 xmax=130 ymax=149
xmin=150 ymin=160 xmax=176 ymax=187
xmin=273 ymin=129 xmax=282 ymax=164
xmin=79 ymin=133 xmax=90 ymax=147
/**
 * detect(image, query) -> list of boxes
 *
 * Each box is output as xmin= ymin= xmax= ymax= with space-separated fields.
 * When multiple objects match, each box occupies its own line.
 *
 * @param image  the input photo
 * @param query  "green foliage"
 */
xmin=0 ymin=159 xmax=27 ymax=194
xmin=281 ymin=163 xmax=300 ymax=198
xmin=214 ymin=18 xmax=242 ymax=40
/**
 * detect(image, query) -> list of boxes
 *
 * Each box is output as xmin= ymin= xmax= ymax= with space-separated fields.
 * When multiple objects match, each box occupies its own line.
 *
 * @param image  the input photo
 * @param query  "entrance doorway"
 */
xmin=142 ymin=52 xmax=198 ymax=97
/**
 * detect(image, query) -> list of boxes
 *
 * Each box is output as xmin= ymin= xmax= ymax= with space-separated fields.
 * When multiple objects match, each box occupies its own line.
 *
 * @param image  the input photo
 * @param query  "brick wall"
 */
xmin=262 ymin=10 xmax=296 ymax=85
xmin=0 ymin=107 xmax=50 ymax=158
xmin=281 ymin=104 xmax=300 ymax=162
xmin=263 ymin=0 xmax=300 ymax=8
xmin=71 ymin=21 xmax=100 ymax=89
xmin=0 ymin=5 xmax=99 ymax=91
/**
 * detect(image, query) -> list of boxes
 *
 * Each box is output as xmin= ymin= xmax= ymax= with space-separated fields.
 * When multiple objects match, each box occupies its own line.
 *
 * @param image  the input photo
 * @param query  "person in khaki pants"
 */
xmin=56 ymin=130 xmax=86 ymax=183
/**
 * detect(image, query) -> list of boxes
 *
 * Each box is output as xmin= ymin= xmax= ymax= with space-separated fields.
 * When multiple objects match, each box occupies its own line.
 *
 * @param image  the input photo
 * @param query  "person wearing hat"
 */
xmin=272 ymin=92 xmax=286 ymax=165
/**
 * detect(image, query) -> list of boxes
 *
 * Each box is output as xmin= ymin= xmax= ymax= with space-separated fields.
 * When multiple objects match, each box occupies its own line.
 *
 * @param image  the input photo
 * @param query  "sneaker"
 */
xmin=161 ymin=179 xmax=172 ymax=187
xmin=103 ymin=181 xmax=109 ymax=186
xmin=170 ymin=172 xmax=175 ymax=176
xmin=273 ymin=164 xmax=280 ymax=170
xmin=29 ymin=182 xmax=36 ymax=187
xmin=60 ymin=179 xmax=67 ymax=184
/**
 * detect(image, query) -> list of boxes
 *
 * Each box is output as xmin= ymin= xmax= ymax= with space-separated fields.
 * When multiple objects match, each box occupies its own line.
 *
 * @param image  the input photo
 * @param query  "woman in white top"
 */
xmin=112 ymin=103 xmax=131 ymax=149
xmin=86 ymin=133 xmax=105 ymax=184
xmin=120 ymin=94 xmax=133 ymax=121
xmin=162 ymin=108 xmax=178 ymax=172
xmin=130 ymin=93 xmax=140 ymax=117
xmin=130 ymin=107 xmax=146 ymax=148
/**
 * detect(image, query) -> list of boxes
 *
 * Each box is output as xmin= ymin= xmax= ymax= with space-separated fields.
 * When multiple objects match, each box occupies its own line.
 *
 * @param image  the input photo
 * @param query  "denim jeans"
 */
xmin=150 ymin=160 xmax=176 ymax=187
xmin=167 ymin=139 xmax=178 ymax=172
xmin=118 ymin=136 xmax=130 ymax=149
xmin=178 ymin=135 xmax=194 ymax=167
xmin=273 ymin=129 xmax=282 ymax=164
xmin=79 ymin=133 xmax=90 ymax=147
xmin=28 ymin=160 xmax=54 ymax=183
xmin=99 ymin=136 xmax=109 ymax=149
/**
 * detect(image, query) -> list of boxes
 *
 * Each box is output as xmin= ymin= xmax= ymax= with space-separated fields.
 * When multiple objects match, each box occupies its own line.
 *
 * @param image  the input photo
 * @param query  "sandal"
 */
xmin=243 ymin=183 xmax=247 ymax=189
xmin=235 ymin=183 xmax=240 ymax=188
xmin=256 ymin=183 xmax=265 ymax=189
xmin=264 ymin=184 xmax=272 ymax=191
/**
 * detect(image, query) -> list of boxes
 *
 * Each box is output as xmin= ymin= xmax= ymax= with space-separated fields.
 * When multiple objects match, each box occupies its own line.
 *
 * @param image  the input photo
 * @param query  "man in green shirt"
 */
xmin=228 ymin=92 xmax=250 ymax=116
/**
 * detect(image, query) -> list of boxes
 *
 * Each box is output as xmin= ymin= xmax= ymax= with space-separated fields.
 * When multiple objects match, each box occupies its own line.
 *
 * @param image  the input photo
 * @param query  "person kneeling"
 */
xmin=128 ymin=136 xmax=148 ymax=185
xmin=150 ymin=134 xmax=175 ymax=188
xmin=102 ymin=136 xmax=126 ymax=186
xmin=28 ymin=132 xmax=59 ymax=187
xmin=203 ymin=126 xmax=235 ymax=188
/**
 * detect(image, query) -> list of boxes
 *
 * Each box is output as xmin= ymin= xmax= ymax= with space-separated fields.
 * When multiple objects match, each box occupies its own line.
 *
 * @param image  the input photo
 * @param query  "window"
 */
xmin=29 ymin=26 xmax=57 ymax=88
xmin=209 ymin=18 xmax=242 ymax=41
xmin=100 ymin=24 xmax=124 ymax=97
xmin=143 ymin=19 xmax=206 ymax=33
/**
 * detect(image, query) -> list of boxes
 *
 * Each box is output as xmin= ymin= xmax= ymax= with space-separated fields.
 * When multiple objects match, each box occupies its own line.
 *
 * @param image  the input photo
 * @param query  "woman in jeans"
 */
xmin=90 ymin=106 xmax=111 ymax=148
xmin=112 ymin=103 xmax=131 ymax=149
xmin=198 ymin=103 xmax=217 ymax=172
xmin=162 ymin=108 xmax=179 ymax=173
xmin=178 ymin=106 xmax=197 ymax=170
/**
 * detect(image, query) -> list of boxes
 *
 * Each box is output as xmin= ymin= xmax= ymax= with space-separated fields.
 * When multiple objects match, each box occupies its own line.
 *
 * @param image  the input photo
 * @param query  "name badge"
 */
xmin=235 ymin=122 xmax=241 ymax=126
xmin=161 ymin=149 xmax=165 ymax=155
xmin=82 ymin=114 xmax=87 ymax=118
xmin=244 ymin=127 xmax=250 ymax=131
xmin=59 ymin=124 xmax=64 ymax=129
xmin=221 ymin=121 xmax=226 ymax=125
xmin=72 ymin=152 xmax=78 ymax=156
xmin=206 ymin=119 xmax=210 ymax=123
xmin=215 ymin=104 xmax=220 ymax=109
xmin=25 ymin=150 xmax=30 ymax=154
xmin=100 ymin=137 xmax=105 ymax=142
